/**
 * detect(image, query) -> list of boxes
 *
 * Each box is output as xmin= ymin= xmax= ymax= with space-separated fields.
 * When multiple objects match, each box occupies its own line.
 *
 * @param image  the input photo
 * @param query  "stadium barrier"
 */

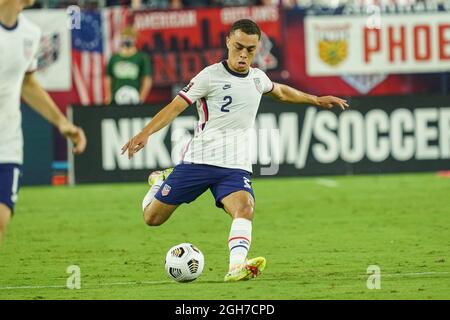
xmin=69 ymin=95 xmax=450 ymax=184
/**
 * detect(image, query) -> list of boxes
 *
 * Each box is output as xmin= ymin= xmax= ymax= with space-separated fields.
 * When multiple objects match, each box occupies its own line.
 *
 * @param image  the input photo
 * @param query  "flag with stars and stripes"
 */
xmin=71 ymin=7 xmax=129 ymax=105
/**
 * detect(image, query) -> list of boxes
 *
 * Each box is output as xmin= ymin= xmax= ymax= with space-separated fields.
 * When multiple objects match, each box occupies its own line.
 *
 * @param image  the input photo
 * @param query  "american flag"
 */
xmin=71 ymin=7 xmax=129 ymax=106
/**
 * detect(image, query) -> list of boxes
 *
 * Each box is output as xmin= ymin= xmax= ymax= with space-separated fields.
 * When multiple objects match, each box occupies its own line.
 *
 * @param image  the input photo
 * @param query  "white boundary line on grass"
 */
xmin=0 ymin=284 xmax=66 ymax=290
xmin=316 ymin=178 xmax=339 ymax=188
xmin=382 ymin=271 xmax=450 ymax=277
xmin=1 ymin=272 xmax=449 ymax=291
xmin=0 ymin=280 xmax=173 ymax=290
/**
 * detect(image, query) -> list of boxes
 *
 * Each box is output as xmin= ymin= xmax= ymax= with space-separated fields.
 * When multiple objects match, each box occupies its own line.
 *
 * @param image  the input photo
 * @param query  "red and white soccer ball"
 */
xmin=165 ymin=243 xmax=205 ymax=282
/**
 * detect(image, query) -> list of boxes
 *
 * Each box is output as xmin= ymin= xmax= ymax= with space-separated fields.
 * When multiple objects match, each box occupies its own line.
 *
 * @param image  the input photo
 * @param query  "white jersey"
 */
xmin=0 ymin=14 xmax=41 ymax=165
xmin=178 ymin=61 xmax=274 ymax=173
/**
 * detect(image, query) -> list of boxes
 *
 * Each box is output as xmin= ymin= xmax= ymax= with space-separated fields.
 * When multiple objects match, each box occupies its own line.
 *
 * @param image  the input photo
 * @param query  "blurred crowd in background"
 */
xmin=30 ymin=0 xmax=449 ymax=9
xmin=17 ymin=0 xmax=450 ymax=185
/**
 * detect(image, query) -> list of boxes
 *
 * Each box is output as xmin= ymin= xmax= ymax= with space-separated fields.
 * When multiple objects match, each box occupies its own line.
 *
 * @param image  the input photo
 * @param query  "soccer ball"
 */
xmin=165 ymin=243 xmax=204 ymax=282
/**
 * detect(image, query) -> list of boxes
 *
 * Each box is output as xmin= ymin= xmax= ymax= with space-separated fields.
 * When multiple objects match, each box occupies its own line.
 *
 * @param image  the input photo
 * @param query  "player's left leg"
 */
xmin=141 ymin=164 xmax=211 ymax=226
xmin=142 ymin=168 xmax=173 ymax=213
xmin=211 ymin=170 xmax=266 ymax=282
xmin=144 ymin=199 xmax=179 ymax=226
xmin=141 ymin=168 xmax=178 ymax=226
xmin=221 ymin=190 xmax=255 ymax=267
xmin=221 ymin=191 xmax=266 ymax=281
xmin=0 ymin=204 xmax=12 ymax=245
xmin=0 ymin=164 xmax=21 ymax=246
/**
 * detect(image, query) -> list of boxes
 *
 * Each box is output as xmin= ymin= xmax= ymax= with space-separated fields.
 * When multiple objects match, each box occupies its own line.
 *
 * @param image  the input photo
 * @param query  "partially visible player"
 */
xmin=0 ymin=0 xmax=87 ymax=245
xmin=122 ymin=19 xmax=348 ymax=281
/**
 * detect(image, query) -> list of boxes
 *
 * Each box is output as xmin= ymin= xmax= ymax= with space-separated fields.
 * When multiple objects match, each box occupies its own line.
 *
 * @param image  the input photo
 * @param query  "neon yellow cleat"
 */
xmin=224 ymin=257 xmax=266 ymax=282
xmin=147 ymin=168 xmax=173 ymax=186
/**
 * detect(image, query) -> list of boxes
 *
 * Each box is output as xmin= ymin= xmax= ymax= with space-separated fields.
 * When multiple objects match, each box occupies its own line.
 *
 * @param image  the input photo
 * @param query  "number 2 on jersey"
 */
xmin=221 ymin=96 xmax=232 ymax=112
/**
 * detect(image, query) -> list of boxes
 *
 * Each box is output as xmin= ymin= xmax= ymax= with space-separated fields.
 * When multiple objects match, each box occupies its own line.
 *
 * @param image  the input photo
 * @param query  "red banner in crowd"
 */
xmin=131 ymin=6 xmax=283 ymax=86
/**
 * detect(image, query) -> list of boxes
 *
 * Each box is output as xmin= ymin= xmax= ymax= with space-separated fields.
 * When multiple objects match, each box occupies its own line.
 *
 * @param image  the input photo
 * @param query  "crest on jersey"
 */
xmin=253 ymin=78 xmax=263 ymax=93
xmin=182 ymin=82 xmax=194 ymax=93
xmin=23 ymin=38 xmax=34 ymax=60
xmin=161 ymin=184 xmax=171 ymax=196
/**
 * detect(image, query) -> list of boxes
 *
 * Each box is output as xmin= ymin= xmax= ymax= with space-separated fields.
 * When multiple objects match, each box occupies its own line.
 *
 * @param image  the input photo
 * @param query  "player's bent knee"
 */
xmin=143 ymin=214 xmax=161 ymax=226
xmin=143 ymin=200 xmax=178 ymax=226
xmin=234 ymin=204 xmax=254 ymax=221
xmin=143 ymin=204 xmax=174 ymax=227
xmin=145 ymin=216 xmax=163 ymax=227
xmin=143 ymin=211 xmax=164 ymax=227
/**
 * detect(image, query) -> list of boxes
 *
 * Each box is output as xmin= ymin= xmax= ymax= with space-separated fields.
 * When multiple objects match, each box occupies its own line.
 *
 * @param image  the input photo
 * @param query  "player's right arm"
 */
xmin=121 ymin=96 xmax=189 ymax=159
xmin=21 ymin=72 xmax=87 ymax=154
xmin=122 ymin=67 xmax=209 ymax=160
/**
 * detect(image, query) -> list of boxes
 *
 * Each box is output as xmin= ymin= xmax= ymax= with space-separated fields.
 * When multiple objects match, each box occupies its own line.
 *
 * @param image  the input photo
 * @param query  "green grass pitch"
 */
xmin=0 ymin=173 xmax=449 ymax=300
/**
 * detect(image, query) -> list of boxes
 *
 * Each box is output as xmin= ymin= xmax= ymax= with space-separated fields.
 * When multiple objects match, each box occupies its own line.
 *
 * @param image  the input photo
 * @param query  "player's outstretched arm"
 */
xmin=21 ymin=73 xmax=87 ymax=154
xmin=121 ymin=95 xmax=189 ymax=159
xmin=267 ymin=82 xmax=349 ymax=110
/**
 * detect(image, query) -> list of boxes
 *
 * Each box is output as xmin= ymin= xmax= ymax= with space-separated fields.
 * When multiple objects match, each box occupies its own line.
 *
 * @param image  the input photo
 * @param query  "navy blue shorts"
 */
xmin=154 ymin=163 xmax=254 ymax=208
xmin=0 ymin=164 xmax=22 ymax=213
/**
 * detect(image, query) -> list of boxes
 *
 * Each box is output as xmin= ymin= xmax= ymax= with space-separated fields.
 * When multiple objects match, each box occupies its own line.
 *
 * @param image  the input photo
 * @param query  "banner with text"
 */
xmin=305 ymin=12 xmax=450 ymax=76
xmin=132 ymin=6 xmax=283 ymax=87
xmin=70 ymin=95 xmax=450 ymax=184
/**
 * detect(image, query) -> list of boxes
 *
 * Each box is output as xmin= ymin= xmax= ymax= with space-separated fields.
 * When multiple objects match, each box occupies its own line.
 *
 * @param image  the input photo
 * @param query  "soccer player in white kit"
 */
xmin=0 ymin=0 xmax=87 ymax=245
xmin=122 ymin=19 xmax=348 ymax=281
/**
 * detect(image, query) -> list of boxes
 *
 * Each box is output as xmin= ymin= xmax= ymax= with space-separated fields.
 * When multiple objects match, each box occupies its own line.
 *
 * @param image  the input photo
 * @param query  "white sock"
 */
xmin=142 ymin=179 xmax=163 ymax=211
xmin=228 ymin=218 xmax=252 ymax=271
